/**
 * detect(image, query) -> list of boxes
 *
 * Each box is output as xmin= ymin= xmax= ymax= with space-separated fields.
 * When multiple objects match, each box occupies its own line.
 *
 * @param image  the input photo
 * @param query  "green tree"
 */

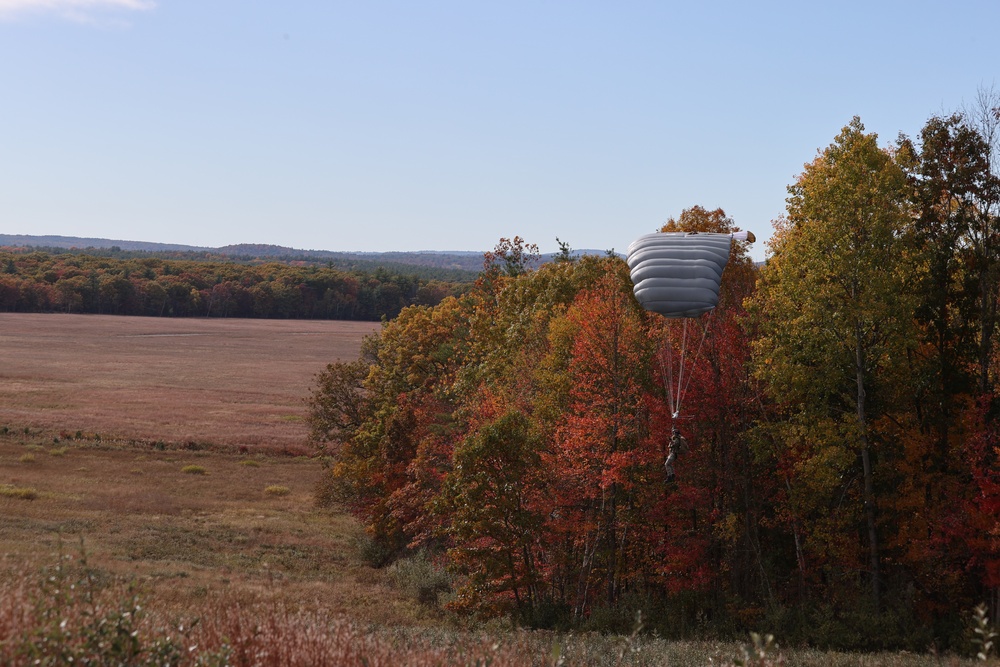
xmin=441 ymin=407 xmax=545 ymax=618
xmin=901 ymin=113 xmax=997 ymax=428
xmin=750 ymin=118 xmax=917 ymax=610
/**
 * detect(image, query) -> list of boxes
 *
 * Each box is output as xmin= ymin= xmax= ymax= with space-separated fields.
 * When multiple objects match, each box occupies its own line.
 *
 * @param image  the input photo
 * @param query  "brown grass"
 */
xmin=0 ymin=314 xmax=430 ymax=632
xmin=0 ymin=313 xmax=378 ymax=453
xmin=0 ymin=436 xmax=434 ymax=631
xmin=0 ymin=548 xmax=983 ymax=666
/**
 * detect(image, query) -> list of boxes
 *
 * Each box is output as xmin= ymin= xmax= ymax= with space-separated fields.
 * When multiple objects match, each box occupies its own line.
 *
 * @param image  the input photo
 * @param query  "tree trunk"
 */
xmin=856 ymin=326 xmax=881 ymax=610
xmin=978 ymin=269 xmax=997 ymax=395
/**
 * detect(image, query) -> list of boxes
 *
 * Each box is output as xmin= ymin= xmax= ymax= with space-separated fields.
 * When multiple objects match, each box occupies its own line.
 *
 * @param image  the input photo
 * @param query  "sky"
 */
xmin=1 ymin=1 xmax=997 ymax=261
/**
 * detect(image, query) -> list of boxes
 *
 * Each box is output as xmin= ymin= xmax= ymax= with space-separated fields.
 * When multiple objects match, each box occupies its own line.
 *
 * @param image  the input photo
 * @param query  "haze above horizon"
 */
xmin=2 ymin=1 xmax=997 ymax=262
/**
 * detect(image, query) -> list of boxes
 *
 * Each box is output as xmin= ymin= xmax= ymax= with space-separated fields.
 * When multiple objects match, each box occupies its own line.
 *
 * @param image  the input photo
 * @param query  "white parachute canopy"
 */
xmin=626 ymin=231 xmax=753 ymax=318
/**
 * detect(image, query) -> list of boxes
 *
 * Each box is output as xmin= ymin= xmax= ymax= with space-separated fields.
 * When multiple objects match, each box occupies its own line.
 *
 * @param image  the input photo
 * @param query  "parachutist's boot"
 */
xmin=666 ymin=472 xmax=675 ymax=484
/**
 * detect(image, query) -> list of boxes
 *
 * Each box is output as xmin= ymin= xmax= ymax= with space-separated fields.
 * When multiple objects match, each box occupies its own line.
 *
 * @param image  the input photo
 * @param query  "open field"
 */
xmin=0 ymin=314 xmax=987 ymax=665
xmin=0 ymin=435 xmax=434 ymax=627
xmin=0 ymin=313 xmax=379 ymax=451
xmin=0 ymin=314 xmax=426 ymax=624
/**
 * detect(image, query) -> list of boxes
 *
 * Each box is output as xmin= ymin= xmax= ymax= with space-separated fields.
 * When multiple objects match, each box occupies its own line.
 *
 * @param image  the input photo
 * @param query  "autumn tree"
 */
xmin=440 ymin=404 xmax=546 ymax=619
xmin=963 ymin=87 xmax=1000 ymax=394
xmin=546 ymin=272 xmax=659 ymax=618
xmin=901 ymin=113 xmax=996 ymax=433
xmin=311 ymin=297 xmax=472 ymax=559
xmin=750 ymin=118 xmax=916 ymax=610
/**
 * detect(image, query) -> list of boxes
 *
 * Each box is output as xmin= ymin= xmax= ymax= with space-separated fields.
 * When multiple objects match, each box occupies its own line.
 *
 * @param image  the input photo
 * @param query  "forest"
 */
xmin=307 ymin=111 xmax=1000 ymax=651
xmin=0 ymin=250 xmax=468 ymax=321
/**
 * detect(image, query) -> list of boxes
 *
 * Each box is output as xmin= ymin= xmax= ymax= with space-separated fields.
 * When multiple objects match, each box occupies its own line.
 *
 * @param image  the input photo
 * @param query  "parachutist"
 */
xmin=664 ymin=427 xmax=689 ymax=484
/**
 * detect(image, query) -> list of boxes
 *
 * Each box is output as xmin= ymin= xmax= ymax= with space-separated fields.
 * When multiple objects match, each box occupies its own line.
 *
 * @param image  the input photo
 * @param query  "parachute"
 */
xmin=627 ymin=231 xmax=754 ymax=317
xmin=626 ymin=230 xmax=755 ymax=419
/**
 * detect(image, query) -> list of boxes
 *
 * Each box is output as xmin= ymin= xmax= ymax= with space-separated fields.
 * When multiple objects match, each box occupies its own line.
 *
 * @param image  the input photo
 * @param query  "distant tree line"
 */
xmin=1 ymin=242 xmax=481 ymax=280
xmin=0 ymin=250 xmax=470 ymax=320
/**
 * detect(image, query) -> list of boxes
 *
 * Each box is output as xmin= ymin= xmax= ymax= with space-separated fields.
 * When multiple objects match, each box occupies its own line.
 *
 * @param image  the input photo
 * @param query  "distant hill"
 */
xmin=0 ymin=234 xmax=488 ymax=273
xmin=0 ymin=234 xmax=614 ymax=273
xmin=0 ymin=234 xmax=203 ymax=253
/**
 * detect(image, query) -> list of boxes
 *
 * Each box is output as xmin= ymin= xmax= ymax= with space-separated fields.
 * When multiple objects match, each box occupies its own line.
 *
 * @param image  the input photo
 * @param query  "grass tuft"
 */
xmin=49 ymin=446 xmax=68 ymax=457
xmin=0 ymin=485 xmax=38 ymax=500
xmin=19 ymin=453 xmax=36 ymax=464
xmin=181 ymin=465 xmax=207 ymax=475
xmin=264 ymin=485 xmax=290 ymax=496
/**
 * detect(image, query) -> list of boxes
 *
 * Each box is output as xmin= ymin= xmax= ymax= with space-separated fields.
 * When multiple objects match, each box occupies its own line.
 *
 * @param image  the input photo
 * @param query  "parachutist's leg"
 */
xmin=664 ymin=450 xmax=677 ymax=484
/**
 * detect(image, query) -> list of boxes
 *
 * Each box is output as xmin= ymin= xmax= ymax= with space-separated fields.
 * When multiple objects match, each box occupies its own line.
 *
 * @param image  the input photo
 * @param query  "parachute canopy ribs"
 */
xmin=626 ymin=232 xmax=749 ymax=318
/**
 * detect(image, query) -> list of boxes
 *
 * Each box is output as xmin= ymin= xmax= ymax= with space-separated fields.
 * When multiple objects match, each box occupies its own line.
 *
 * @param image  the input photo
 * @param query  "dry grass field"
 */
xmin=0 ymin=314 xmax=986 ymax=665
xmin=0 ymin=313 xmax=379 ymax=451
xmin=0 ymin=314 xmax=424 ymax=621
xmin=0 ymin=435 xmax=430 ymax=625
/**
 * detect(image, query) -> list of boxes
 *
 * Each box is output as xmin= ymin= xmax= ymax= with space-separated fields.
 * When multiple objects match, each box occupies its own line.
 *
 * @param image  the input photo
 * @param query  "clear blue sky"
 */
xmin=2 ymin=1 xmax=997 ymax=261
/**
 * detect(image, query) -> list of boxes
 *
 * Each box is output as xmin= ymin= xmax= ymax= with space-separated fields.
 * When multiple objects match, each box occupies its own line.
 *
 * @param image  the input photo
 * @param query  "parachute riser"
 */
xmin=655 ymin=313 xmax=713 ymax=422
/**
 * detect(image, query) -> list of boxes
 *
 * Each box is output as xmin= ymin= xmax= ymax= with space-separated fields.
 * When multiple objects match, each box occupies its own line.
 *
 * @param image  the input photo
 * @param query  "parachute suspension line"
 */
xmin=675 ymin=314 xmax=712 ymax=418
xmin=658 ymin=322 xmax=686 ymax=420
xmin=658 ymin=328 xmax=677 ymax=418
xmin=674 ymin=318 xmax=690 ymax=418
xmin=657 ymin=313 xmax=714 ymax=421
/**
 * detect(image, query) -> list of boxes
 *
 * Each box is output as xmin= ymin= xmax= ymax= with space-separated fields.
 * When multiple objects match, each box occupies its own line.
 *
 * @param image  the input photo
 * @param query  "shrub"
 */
xmin=49 ymin=447 xmax=68 ymax=457
xmin=0 ymin=548 xmax=223 ymax=666
xmin=181 ymin=465 xmax=206 ymax=475
xmin=353 ymin=533 xmax=397 ymax=569
xmin=19 ymin=453 xmax=35 ymax=464
xmin=389 ymin=551 xmax=452 ymax=605
xmin=313 ymin=470 xmax=352 ymax=509
xmin=0 ymin=485 xmax=38 ymax=500
xmin=264 ymin=485 xmax=290 ymax=496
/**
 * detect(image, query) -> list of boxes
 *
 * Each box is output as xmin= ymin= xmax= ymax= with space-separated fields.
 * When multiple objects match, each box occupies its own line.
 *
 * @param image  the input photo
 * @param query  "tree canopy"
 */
xmin=309 ymin=107 xmax=1000 ymax=650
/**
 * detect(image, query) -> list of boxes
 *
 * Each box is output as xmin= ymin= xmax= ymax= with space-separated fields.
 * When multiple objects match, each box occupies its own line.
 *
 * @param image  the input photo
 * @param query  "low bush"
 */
xmin=0 ymin=548 xmax=224 ymax=666
xmin=389 ymin=551 xmax=452 ymax=606
xmin=0 ymin=485 xmax=38 ymax=500
xmin=180 ymin=465 xmax=206 ymax=475
xmin=352 ymin=533 xmax=397 ymax=569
